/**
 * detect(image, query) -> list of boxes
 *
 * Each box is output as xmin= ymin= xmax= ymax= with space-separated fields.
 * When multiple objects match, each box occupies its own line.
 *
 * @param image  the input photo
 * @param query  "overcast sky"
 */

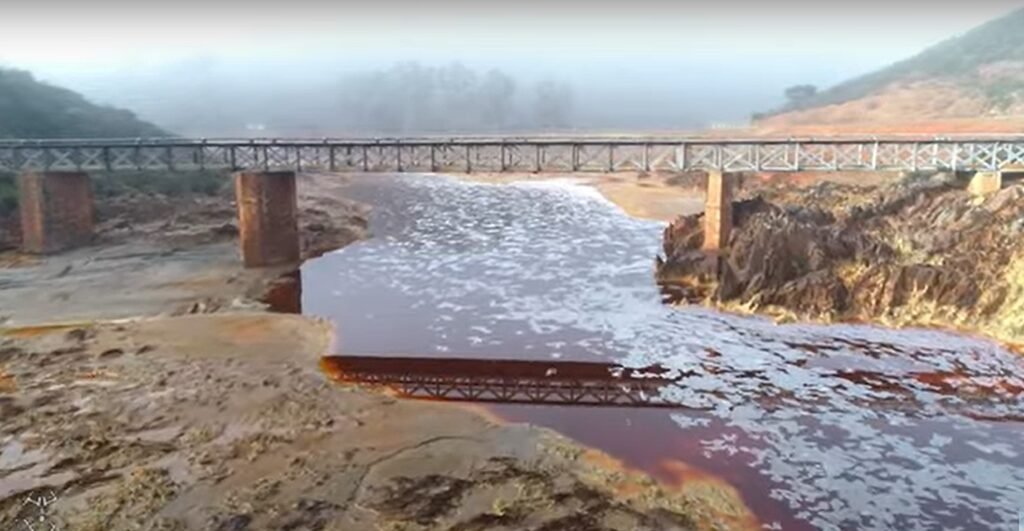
xmin=2 ymin=0 xmax=1021 ymax=73
xmin=2 ymin=0 xmax=1022 ymax=133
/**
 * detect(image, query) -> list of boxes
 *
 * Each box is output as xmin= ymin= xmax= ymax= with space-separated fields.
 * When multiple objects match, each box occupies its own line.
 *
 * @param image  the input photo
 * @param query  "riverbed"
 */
xmin=301 ymin=173 xmax=1024 ymax=530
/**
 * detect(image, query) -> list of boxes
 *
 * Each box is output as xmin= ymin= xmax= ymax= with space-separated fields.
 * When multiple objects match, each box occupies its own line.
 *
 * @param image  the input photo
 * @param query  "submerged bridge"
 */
xmin=4 ymin=135 xmax=1017 ymax=266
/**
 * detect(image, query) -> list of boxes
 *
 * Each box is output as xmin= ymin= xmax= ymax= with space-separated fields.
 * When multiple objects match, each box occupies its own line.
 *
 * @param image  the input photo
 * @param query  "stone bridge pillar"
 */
xmin=702 ymin=170 xmax=734 ymax=252
xmin=234 ymin=171 xmax=300 ymax=268
xmin=18 ymin=171 xmax=95 ymax=254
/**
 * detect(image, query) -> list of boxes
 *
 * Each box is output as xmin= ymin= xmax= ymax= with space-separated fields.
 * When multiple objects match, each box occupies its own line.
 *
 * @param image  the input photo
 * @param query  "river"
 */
xmin=299 ymin=174 xmax=1024 ymax=530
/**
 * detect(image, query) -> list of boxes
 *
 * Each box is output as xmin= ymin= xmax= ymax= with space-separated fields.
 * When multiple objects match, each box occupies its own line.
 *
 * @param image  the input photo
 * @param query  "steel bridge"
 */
xmin=3 ymin=135 xmax=1024 ymax=174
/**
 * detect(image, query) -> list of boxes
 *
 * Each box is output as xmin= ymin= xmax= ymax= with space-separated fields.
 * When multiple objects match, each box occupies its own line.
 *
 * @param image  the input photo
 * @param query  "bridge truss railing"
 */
xmin=2 ymin=137 xmax=1024 ymax=173
xmin=320 ymin=355 xmax=684 ymax=408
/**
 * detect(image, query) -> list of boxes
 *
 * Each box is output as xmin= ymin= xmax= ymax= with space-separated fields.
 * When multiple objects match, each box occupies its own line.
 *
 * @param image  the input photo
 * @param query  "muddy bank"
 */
xmin=90 ymin=172 xmax=369 ymax=262
xmin=0 ymin=315 xmax=748 ymax=530
xmin=656 ymin=173 xmax=1024 ymax=345
xmin=0 ymin=173 xmax=368 ymax=325
xmin=1 ymin=171 xmax=368 ymax=259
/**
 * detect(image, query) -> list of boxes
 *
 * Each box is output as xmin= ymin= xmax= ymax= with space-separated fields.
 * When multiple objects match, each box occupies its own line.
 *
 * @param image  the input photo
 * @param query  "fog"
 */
xmin=41 ymin=57 xmax=857 ymax=136
xmin=2 ymin=0 xmax=1022 ymax=136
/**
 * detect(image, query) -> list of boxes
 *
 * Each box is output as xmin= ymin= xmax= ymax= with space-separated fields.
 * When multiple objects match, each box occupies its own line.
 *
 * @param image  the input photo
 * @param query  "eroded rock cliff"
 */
xmin=657 ymin=174 xmax=1024 ymax=345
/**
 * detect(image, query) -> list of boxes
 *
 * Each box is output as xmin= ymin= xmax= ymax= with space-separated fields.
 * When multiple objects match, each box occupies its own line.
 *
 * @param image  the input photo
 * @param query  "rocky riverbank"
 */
xmin=656 ymin=172 xmax=1024 ymax=347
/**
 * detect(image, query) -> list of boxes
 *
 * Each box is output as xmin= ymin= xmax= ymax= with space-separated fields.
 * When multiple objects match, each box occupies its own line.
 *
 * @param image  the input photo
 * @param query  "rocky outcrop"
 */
xmin=656 ymin=174 xmax=1024 ymax=343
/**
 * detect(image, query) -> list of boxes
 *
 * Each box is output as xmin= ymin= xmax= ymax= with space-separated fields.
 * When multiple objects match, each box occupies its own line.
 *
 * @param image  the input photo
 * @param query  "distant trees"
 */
xmin=533 ymin=79 xmax=573 ymax=129
xmin=783 ymin=84 xmax=818 ymax=106
xmin=0 ymin=68 xmax=166 ymax=139
xmin=479 ymin=69 xmax=517 ymax=129
xmin=335 ymin=62 xmax=574 ymax=134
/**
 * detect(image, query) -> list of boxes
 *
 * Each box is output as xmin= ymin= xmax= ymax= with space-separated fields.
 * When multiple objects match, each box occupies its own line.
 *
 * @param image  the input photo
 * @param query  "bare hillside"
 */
xmin=758 ymin=8 xmax=1024 ymax=133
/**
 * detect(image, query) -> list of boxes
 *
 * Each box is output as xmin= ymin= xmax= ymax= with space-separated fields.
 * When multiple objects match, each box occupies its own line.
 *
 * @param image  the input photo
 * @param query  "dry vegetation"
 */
xmin=757 ymin=8 xmax=1024 ymax=133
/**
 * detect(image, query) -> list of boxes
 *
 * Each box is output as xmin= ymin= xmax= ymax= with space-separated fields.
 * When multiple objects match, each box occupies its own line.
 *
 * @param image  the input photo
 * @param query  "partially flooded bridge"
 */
xmin=4 ymin=135 xmax=1019 ymax=265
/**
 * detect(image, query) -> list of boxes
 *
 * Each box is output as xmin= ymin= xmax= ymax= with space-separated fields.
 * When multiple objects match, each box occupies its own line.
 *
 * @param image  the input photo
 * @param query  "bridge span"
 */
xmin=3 ymin=135 xmax=1024 ymax=174
xmin=4 ymin=135 xmax=1016 ymax=266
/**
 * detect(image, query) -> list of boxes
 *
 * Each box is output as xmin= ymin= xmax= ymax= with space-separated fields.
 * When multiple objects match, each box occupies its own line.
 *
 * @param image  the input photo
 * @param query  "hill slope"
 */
xmin=758 ymin=8 xmax=1024 ymax=133
xmin=0 ymin=68 xmax=166 ymax=139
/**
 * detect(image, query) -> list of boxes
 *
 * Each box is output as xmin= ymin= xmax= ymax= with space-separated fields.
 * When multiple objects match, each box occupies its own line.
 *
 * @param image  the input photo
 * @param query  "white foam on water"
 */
xmin=303 ymin=174 xmax=1024 ymax=530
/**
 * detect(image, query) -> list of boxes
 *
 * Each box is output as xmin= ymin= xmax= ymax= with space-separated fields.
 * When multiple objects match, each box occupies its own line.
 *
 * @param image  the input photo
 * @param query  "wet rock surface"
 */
xmin=657 ymin=174 xmax=1024 ymax=344
xmin=0 ymin=316 xmax=727 ymax=531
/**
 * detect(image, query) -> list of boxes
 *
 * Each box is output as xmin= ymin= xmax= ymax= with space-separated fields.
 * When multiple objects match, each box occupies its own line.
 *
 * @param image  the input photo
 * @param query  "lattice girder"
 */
xmin=2 ymin=137 xmax=1023 ymax=174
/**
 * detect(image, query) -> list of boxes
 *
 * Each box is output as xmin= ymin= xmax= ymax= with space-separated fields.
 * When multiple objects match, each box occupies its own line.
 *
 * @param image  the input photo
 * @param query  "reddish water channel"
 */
xmin=301 ymin=174 xmax=1024 ymax=530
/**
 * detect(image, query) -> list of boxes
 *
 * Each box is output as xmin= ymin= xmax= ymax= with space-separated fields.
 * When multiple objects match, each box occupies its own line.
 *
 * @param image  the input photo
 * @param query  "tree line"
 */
xmin=0 ymin=68 xmax=165 ymax=139
xmin=333 ymin=62 xmax=574 ymax=134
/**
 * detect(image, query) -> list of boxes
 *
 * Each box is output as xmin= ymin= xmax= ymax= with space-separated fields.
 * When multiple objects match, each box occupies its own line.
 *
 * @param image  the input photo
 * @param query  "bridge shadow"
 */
xmin=320 ymin=355 xmax=683 ymax=408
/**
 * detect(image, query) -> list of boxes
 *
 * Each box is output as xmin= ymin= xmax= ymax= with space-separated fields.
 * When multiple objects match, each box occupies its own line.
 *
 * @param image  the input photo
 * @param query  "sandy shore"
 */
xmin=0 ymin=173 xmax=753 ymax=530
xmin=452 ymin=170 xmax=909 ymax=225
xmin=453 ymin=171 xmax=707 ymax=222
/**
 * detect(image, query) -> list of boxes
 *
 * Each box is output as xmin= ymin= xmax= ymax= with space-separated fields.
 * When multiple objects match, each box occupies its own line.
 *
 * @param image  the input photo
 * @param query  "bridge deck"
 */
xmin=2 ymin=136 xmax=1023 ymax=173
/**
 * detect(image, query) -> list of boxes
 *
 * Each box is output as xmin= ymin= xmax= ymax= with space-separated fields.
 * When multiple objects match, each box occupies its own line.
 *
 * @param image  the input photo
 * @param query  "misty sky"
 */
xmin=2 ymin=0 xmax=1022 ymax=133
xmin=3 ymin=1 xmax=1020 ymax=69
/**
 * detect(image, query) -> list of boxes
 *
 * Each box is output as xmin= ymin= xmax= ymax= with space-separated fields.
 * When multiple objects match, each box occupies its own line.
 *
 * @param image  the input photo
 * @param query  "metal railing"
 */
xmin=2 ymin=135 xmax=1023 ymax=173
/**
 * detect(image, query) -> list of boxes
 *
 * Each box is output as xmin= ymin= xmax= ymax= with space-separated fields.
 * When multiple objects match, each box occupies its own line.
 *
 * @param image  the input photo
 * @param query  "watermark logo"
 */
xmin=20 ymin=490 xmax=59 ymax=531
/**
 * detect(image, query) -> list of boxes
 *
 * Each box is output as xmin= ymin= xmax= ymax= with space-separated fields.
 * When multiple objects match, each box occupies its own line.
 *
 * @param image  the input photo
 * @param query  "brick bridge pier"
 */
xmin=16 ymin=170 xmax=303 ymax=266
